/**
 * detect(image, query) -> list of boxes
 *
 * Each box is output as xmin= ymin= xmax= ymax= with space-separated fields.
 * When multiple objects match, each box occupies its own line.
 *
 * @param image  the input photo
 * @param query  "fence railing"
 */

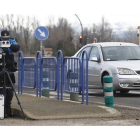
xmin=41 ymin=57 xmax=57 ymax=91
xmin=18 ymin=50 xmax=89 ymax=105
xmin=23 ymin=57 xmax=36 ymax=89
xmin=63 ymin=57 xmax=82 ymax=94
xmin=18 ymin=52 xmax=37 ymax=95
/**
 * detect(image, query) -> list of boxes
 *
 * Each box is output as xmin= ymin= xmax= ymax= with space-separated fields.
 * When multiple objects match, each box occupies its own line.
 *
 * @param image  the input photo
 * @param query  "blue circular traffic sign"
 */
xmin=35 ymin=26 xmax=49 ymax=41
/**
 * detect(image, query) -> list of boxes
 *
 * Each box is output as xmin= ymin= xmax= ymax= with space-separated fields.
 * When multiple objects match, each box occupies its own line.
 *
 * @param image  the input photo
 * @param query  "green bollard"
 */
xmin=42 ymin=71 xmax=50 ymax=97
xmin=42 ymin=90 xmax=50 ymax=97
xmin=69 ymin=72 xmax=79 ymax=101
xmin=70 ymin=93 xmax=79 ymax=101
xmin=103 ymin=76 xmax=114 ymax=108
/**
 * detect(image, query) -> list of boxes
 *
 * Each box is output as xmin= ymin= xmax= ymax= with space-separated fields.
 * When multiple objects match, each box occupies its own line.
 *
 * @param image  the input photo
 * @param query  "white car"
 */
xmin=74 ymin=42 xmax=140 ymax=95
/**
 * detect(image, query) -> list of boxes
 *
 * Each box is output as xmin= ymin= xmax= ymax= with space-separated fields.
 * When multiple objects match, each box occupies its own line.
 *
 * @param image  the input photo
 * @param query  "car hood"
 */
xmin=105 ymin=60 xmax=140 ymax=71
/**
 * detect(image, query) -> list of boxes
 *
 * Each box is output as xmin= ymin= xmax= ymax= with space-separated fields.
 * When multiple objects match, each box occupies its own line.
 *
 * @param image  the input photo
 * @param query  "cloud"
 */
xmin=112 ymin=22 xmax=131 ymax=34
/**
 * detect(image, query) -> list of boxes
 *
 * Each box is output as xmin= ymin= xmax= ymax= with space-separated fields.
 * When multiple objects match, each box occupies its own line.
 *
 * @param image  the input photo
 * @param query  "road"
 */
xmin=88 ymin=89 xmax=140 ymax=108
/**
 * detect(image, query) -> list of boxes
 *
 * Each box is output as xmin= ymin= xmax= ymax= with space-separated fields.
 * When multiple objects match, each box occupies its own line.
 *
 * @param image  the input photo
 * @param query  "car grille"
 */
xmin=135 ymin=71 xmax=140 ymax=75
xmin=132 ymin=83 xmax=140 ymax=87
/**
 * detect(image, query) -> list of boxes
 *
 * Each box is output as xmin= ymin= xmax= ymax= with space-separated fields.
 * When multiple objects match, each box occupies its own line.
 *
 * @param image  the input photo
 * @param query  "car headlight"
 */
xmin=117 ymin=68 xmax=136 ymax=75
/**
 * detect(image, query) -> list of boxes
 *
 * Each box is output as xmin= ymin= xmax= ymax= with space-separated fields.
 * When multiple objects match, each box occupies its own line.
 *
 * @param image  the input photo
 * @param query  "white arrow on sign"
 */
xmin=38 ymin=29 xmax=46 ymax=37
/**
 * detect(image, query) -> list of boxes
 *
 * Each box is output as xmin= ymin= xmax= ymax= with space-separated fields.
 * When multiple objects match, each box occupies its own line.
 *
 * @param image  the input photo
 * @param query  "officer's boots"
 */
xmin=4 ymin=102 xmax=13 ymax=118
xmin=4 ymin=89 xmax=13 ymax=118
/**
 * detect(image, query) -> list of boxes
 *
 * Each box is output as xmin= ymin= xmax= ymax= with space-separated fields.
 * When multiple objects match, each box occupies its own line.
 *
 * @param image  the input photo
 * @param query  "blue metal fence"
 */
xmin=36 ymin=51 xmax=62 ymax=99
xmin=63 ymin=57 xmax=82 ymax=94
xmin=41 ymin=57 xmax=57 ymax=91
xmin=23 ymin=58 xmax=36 ymax=89
xmin=18 ymin=50 xmax=89 ymax=105
xmin=18 ymin=52 xmax=37 ymax=94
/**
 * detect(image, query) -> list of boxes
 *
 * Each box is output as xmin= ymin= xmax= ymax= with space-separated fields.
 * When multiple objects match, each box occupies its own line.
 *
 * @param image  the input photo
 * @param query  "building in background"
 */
xmin=43 ymin=48 xmax=53 ymax=56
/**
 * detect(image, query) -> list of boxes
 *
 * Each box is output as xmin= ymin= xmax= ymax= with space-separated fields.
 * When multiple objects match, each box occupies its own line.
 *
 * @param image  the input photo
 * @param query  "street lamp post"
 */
xmin=75 ymin=14 xmax=84 ymax=46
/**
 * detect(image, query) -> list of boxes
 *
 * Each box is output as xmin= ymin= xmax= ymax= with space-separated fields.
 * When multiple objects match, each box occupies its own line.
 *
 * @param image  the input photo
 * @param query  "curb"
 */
xmin=11 ymin=107 xmax=121 ymax=120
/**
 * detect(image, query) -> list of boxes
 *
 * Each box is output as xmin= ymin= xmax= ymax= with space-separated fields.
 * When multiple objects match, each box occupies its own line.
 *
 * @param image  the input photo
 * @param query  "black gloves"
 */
xmin=1 ymin=44 xmax=20 ymax=54
xmin=10 ymin=44 xmax=20 ymax=52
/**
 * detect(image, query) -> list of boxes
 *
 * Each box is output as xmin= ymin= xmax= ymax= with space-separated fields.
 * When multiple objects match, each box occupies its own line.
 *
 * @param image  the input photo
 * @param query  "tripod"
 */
xmin=0 ymin=53 xmax=25 ymax=119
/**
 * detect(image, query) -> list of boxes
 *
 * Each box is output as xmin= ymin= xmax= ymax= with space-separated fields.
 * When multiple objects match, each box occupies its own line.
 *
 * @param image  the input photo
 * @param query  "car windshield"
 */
xmin=102 ymin=46 xmax=140 ymax=61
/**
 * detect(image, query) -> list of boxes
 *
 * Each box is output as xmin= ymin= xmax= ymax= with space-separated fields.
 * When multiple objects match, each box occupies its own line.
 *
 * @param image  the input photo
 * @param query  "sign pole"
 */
xmin=40 ymin=41 xmax=43 ymax=54
xmin=35 ymin=26 xmax=49 ymax=98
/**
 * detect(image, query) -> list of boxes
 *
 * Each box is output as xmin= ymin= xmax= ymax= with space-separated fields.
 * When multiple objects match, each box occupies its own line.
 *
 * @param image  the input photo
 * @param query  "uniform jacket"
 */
xmin=0 ymin=38 xmax=20 ymax=85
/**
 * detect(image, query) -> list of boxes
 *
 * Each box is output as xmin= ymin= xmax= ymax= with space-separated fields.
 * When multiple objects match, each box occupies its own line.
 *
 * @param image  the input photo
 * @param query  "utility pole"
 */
xmin=75 ymin=14 xmax=84 ymax=46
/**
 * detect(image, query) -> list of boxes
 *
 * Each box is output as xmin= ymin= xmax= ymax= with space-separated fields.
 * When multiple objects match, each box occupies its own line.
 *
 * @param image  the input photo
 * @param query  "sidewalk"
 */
xmin=11 ymin=94 xmax=121 ymax=120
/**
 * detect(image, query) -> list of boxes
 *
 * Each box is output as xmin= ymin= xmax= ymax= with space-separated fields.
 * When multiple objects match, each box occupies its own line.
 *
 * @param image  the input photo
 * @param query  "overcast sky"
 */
xmin=2 ymin=0 xmax=140 ymax=34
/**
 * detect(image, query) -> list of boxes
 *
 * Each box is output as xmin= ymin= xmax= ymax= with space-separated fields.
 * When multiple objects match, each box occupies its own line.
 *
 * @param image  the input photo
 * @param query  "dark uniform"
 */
xmin=0 ymin=30 xmax=20 ymax=117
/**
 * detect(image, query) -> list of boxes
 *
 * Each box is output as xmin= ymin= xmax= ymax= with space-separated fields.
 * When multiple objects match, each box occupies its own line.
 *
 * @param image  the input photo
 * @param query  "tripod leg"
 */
xmin=5 ymin=71 xmax=26 ymax=119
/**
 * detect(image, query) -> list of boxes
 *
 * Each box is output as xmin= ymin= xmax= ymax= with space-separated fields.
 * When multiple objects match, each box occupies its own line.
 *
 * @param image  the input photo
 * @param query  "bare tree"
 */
xmin=123 ymin=27 xmax=138 ymax=44
xmin=44 ymin=17 xmax=76 ymax=56
xmin=6 ymin=14 xmax=14 ymax=31
xmin=98 ymin=17 xmax=113 ymax=42
xmin=81 ymin=17 xmax=113 ymax=44
xmin=30 ymin=17 xmax=40 ymax=53
xmin=0 ymin=16 xmax=5 ymax=29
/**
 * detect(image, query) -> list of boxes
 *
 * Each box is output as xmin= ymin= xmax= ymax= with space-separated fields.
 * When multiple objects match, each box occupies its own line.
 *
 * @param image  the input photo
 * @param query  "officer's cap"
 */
xmin=1 ymin=30 xmax=10 ymax=40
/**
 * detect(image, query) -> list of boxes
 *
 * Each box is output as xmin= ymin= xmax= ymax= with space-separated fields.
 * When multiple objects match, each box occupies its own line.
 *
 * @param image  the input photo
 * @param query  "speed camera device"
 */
xmin=0 ymin=41 xmax=10 ymax=60
xmin=0 ymin=41 xmax=10 ymax=48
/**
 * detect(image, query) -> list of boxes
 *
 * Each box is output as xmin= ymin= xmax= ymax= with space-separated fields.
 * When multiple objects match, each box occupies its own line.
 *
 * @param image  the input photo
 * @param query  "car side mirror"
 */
xmin=91 ymin=57 xmax=100 ymax=62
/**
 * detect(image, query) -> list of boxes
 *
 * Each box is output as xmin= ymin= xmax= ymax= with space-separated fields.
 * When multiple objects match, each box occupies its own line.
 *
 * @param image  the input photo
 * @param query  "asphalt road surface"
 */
xmin=88 ymin=89 xmax=140 ymax=108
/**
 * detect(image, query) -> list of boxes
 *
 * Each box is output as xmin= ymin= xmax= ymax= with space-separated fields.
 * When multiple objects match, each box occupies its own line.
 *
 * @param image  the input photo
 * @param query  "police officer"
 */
xmin=0 ymin=30 xmax=20 ymax=117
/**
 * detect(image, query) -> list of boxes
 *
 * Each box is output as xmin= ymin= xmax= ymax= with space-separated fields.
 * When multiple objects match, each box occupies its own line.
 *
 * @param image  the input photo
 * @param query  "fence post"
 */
xmin=36 ymin=51 xmax=42 ymax=97
xmin=82 ymin=51 xmax=89 ymax=105
xmin=41 ymin=58 xmax=50 ymax=98
xmin=103 ymin=76 xmax=114 ymax=108
xmin=18 ymin=51 xmax=23 ymax=94
xmin=57 ymin=50 xmax=63 ymax=101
